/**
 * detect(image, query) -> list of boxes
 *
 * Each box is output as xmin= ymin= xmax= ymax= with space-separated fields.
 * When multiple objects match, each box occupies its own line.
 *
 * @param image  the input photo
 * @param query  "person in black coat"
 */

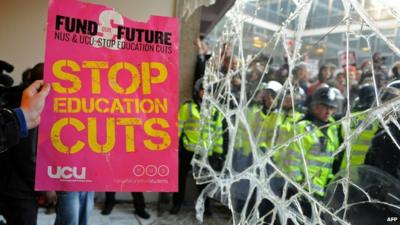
xmin=365 ymin=83 xmax=400 ymax=178
xmin=0 ymin=61 xmax=49 ymax=153
xmin=365 ymin=119 xmax=400 ymax=179
xmin=0 ymin=63 xmax=51 ymax=225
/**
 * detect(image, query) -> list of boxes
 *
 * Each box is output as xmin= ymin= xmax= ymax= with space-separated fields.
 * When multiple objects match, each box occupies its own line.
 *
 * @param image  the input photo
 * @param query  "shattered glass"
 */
xmin=180 ymin=0 xmax=217 ymax=20
xmin=190 ymin=0 xmax=400 ymax=224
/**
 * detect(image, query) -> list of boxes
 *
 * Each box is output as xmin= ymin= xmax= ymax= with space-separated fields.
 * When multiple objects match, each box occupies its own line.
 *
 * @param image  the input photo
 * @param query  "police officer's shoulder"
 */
xmin=297 ymin=120 xmax=314 ymax=132
xmin=182 ymin=100 xmax=195 ymax=105
xmin=180 ymin=100 xmax=195 ymax=110
xmin=328 ymin=117 xmax=336 ymax=123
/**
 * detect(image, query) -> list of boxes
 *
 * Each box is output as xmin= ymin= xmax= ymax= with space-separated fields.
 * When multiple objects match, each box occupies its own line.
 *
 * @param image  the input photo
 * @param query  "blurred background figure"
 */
xmin=307 ymin=64 xmax=333 ymax=96
xmin=291 ymin=63 xmax=309 ymax=95
xmin=275 ymin=55 xmax=289 ymax=84
xmin=246 ymin=54 xmax=275 ymax=102
xmin=219 ymin=43 xmax=237 ymax=75
xmin=193 ymin=34 xmax=212 ymax=85
xmin=372 ymin=52 xmax=388 ymax=79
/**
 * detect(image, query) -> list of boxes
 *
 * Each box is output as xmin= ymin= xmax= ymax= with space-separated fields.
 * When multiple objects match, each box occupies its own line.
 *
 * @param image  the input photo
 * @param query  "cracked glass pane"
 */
xmin=180 ymin=0 xmax=217 ymax=20
xmin=191 ymin=0 xmax=400 ymax=224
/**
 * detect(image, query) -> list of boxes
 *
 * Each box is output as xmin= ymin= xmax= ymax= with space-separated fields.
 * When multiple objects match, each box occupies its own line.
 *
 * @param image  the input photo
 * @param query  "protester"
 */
xmin=0 ymin=62 xmax=50 ymax=225
xmin=0 ymin=65 xmax=50 ymax=152
xmin=53 ymin=192 xmax=94 ymax=225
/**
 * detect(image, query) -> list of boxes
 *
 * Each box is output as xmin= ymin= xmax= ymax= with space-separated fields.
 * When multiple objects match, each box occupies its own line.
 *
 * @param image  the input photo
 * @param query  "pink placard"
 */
xmin=35 ymin=0 xmax=179 ymax=192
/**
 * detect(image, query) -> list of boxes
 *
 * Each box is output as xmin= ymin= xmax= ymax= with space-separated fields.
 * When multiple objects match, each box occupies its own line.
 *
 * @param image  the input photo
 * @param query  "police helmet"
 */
xmin=379 ymin=80 xmax=400 ymax=102
xmin=264 ymin=80 xmax=283 ymax=97
xmin=358 ymin=84 xmax=376 ymax=109
xmin=282 ymin=86 xmax=306 ymax=103
xmin=388 ymin=80 xmax=400 ymax=89
xmin=310 ymin=86 xmax=337 ymax=108
xmin=390 ymin=61 xmax=400 ymax=79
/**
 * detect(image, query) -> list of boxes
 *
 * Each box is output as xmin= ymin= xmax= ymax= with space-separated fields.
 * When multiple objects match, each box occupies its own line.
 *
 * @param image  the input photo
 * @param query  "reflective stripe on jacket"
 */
xmin=178 ymin=101 xmax=223 ymax=155
xmin=235 ymin=108 xmax=281 ymax=156
xmin=273 ymin=111 xmax=303 ymax=170
xmin=286 ymin=117 xmax=340 ymax=197
xmin=340 ymin=112 xmax=379 ymax=169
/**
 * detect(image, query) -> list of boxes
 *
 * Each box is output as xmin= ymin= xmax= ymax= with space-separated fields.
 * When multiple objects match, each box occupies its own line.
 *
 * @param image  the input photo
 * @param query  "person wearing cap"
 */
xmin=285 ymin=86 xmax=341 ymax=198
xmin=246 ymin=60 xmax=264 ymax=101
xmin=236 ymin=80 xmax=283 ymax=156
xmin=340 ymin=84 xmax=379 ymax=170
xmin=253 ymin=80 xmax=283 ymax=151
xmin=170 ymin=78 xmax=223 ymax=215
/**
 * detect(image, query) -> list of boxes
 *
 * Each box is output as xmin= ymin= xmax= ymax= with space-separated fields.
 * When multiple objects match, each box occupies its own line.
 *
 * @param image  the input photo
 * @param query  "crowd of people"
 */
xmin=188 ymin=39 xmax=400 ymax=224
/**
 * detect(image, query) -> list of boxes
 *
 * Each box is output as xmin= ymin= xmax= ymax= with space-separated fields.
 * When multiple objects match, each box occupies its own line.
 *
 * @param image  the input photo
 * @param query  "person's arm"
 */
xmin=0 ymin=80 xmax=50 ymax=153
xmin=19 ymin=80 xmax=50 ymax=129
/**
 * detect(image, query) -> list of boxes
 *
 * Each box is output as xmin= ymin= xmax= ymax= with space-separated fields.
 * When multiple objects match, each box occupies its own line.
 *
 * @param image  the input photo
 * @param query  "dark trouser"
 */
xmin=0 ymin=195 xmax=38 ymax=225
xmin=104 ymin=192 xmax=145 ymax=211
xmin=172 ymin=149 xmax=208 ymax=207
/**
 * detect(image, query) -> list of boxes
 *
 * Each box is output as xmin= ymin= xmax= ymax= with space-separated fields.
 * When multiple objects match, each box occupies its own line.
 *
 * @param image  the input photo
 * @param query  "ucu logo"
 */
xmin=47 ymin=166 xmax=87 ymax=179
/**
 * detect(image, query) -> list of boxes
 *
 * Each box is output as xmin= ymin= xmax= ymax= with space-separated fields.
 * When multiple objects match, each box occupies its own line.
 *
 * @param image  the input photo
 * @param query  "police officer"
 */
xmin=236 ymin=80 xmax=283 ymax=158
xmin=340 ymin=84 xmax=378 ymax=169
xmin=286 ymin=86 xmax=341 ymax=198
xmin=365 ymin=81 xmax=400 ymax=179
xmin=257 ymin=80 xmax=283 ymax=150
xmin=274 ymin=87 xmax=305 ymax=171
xmin=170 ymin=78 xmax=223 ymax=215
xmin=230 ymin=80 xmax=282 ymax=222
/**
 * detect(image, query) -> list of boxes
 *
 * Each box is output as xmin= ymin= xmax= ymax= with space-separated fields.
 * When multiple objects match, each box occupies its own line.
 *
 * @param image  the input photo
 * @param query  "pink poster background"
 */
xmin=35 ymin=0 xmax=179 ymax=192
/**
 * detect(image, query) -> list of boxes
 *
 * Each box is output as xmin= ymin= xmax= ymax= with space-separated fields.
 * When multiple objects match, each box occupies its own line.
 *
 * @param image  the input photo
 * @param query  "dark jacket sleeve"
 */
xmin=0 ymin=108 xmax=21 ymax=153
xmin=365 ymin=125 xmax=400 ymax=178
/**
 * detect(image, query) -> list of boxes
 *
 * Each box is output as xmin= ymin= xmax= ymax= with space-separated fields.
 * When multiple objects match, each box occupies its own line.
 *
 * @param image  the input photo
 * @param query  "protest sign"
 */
xmin=35 ymin=0 xmax=179 ymax=192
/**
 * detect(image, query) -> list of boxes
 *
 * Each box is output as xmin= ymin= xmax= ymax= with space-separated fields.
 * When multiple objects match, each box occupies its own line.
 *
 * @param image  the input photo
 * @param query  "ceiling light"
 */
xmin=315 ymin=47 xmax=325 ymax=54
xmin=362 ymin=47 xmax=369 ymax=52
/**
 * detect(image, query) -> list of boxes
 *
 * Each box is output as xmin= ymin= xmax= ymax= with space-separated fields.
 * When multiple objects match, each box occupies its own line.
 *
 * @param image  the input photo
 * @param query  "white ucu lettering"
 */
xmin=47 ymin=166 xmax=87 ymax=179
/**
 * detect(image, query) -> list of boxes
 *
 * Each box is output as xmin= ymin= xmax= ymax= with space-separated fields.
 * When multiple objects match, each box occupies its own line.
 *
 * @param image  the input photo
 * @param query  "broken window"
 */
xmin=191 ymin=0 xmax=400 ymax=224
